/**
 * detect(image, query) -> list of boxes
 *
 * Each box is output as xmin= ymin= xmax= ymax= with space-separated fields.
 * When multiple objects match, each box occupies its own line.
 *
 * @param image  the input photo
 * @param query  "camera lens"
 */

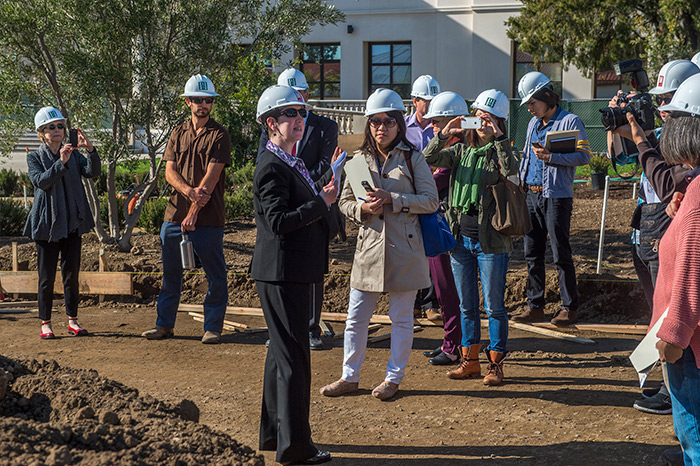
xmin=600 ymin=107 xmax=627 ymax=131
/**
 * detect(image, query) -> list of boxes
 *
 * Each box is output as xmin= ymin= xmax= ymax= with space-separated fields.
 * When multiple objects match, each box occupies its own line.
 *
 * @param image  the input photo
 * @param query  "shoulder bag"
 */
xmin=488 ymin=175 xmax=533 ymax=237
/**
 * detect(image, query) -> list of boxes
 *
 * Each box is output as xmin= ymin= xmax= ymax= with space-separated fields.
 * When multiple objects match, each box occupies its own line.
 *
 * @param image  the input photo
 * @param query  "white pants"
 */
xmin=341 ymin=288 xmax=415 ymax=385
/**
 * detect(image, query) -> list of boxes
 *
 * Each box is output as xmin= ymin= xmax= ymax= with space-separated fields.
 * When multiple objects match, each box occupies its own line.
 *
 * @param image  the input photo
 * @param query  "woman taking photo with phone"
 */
xmin=25 ymin=106 xmax=100 ymax=339
xmin=320 ymin=88 xmax=439 ymax=401
xmin=423 ymin=89 xmax=519 ymax=386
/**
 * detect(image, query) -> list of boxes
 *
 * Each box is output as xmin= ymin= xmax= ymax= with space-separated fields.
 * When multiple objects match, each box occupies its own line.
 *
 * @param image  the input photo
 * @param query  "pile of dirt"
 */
xmin=0 ymin=355 xmax=262 ymax=466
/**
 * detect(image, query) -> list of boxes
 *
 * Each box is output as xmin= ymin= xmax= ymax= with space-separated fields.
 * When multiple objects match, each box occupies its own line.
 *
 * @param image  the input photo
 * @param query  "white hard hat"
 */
xmin=658 ymin=73 xmax=700 ymax=116
xmin=410 ymin=75 xmax=441 ymax=100
xmin=649 ymin=59 xmax=700 ymax=95
xmin=364 ymin=88 xmax=406 ymax=117
xmin=256 ymin=85 xmax=312 ymax=124
xmin=181 ymin=74 xmax=219 ymax=97
xmin=472 ymin=89 xmax=510 ymax=120
xmin=692 ymin=52 xmax=700 ymax=69
xmin=277 ymin=68 xmax=309 ymax=91
xmin=34 ymin=106 xmax=65 ymax=130
xmin=423 ymin=91 xmax=468 ymax=119
xmin=518 ymin=71 xmax=552 ymax=105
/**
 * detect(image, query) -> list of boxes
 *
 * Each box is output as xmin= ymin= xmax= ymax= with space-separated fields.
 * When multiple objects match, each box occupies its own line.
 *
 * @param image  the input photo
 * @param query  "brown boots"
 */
xmin=446 ymin=344 xmax=482 ymax=379
xmin=483 ymin=350 xmax=506 ymax=386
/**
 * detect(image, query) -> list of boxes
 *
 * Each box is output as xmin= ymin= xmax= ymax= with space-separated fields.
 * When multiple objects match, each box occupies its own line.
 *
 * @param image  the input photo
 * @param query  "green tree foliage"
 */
xmin=0 ymin=0 xmax=344 ymax=250
xmin=507 ymin=0 xmax=700 ymax=76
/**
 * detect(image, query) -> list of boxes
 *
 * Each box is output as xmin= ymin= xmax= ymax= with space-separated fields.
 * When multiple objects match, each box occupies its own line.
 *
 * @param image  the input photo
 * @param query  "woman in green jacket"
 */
xmin=423 ymin=89 xmax=519 ymax=386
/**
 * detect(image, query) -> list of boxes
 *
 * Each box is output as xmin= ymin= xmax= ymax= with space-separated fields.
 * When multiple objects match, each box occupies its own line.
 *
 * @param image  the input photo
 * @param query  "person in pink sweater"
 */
xmin=628 ymin=104 xmax=700 ymax=466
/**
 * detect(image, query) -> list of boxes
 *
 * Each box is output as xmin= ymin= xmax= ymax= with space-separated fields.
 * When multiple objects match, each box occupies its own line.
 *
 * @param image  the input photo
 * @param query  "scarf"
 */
xmin=451 ymin=142 xmax=493 ymax=213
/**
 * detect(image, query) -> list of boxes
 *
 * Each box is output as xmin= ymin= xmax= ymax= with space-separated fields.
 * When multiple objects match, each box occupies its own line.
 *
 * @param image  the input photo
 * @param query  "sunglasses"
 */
xmin=655 ymin=95 xmax=673 ymax=106
xmin=278 ymin=108 xmax=308 ymax=118
xmin=368 ymin=117 xmax=397 ymax=128
xmin=46 ymin=123 xmax=65 ymax=131
xmin=430 ymin=118 xmax=448 ymax=125
xmin=189 ymin=97 xmax=214 ymax=104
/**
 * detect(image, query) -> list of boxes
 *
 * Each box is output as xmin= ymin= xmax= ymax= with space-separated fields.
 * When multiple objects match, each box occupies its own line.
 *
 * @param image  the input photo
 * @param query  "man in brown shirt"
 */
xmin=142 ymin=74 xmax=232 ymax=344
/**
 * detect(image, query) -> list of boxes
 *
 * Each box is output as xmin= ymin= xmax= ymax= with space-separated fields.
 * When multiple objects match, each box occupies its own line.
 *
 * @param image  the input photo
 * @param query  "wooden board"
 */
xmin=509 ymin=321 xmax=595 ymax=345
xmin=0 ymin=271 xmax=132 ymax=295
xmin=531 ymin=322 xmax=647 ymax=335
xmin=191 ymin=315 xmax=239 ymax=333
xmin=187 ymin=312 xmax=248 ymax=330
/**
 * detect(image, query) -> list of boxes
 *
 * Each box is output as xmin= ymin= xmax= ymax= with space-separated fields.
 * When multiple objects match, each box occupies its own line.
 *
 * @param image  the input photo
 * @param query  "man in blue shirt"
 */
xmin=404 ymin=75 xmax=441 ymax=151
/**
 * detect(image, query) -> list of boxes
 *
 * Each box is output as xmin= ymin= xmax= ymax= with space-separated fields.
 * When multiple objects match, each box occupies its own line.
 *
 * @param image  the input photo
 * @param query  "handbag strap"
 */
xmin=404 ymin=151 xmax=416 ymax=194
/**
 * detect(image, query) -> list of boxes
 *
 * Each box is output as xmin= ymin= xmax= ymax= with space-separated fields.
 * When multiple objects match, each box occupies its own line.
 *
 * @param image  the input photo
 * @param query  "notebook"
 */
xmin=544 ymin=130 xmax=579 ymax=153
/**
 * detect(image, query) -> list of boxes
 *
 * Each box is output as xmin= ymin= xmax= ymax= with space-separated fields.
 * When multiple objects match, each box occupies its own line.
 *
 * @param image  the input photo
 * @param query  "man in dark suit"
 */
xmin=257 ymin=67 xmax=340 ymax=350
xmin=253 ymin=84 xmax=339 ymax=464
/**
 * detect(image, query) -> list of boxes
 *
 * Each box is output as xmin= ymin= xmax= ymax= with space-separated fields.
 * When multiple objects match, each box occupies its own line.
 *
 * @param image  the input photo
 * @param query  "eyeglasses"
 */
xmin=368 ymin=117 xmax=397 ymax=128
xmin=45 ymin=123 xmax=64 ymax=131
xmin=655 ymin=95 xmax=673 ymax=106
xmin=278 ymin=108 xmax=308 ymax=119
xmin=189 ymin=97 xmax=214 ymax=104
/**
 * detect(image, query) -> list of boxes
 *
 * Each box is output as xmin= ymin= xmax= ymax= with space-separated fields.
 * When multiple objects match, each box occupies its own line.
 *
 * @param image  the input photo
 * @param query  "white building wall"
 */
xmin=278 ymin=0 xmax=594 ymax=101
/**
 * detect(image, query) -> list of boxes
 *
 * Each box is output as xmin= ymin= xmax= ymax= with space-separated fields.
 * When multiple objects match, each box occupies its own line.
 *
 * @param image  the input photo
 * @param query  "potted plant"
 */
xmin=588 ymin=153 xmax=610 ymax=190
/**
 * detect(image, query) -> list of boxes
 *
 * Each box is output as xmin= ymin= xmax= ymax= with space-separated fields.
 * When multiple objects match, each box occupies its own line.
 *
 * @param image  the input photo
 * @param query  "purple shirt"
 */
xmin=404 ymin=113 xmax=434 ymax=151
xmin=266 ymin=140 xmax=317 ymax=195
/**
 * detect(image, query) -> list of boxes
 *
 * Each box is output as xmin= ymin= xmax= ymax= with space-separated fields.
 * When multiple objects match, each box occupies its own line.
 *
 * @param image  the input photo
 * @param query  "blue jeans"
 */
xmin=666 ymin=348 xmax=700 ymax=465
xmin=155 ymin=221 xmax=228 ymax=332
xmin=450 ymin=235 xmax=509 ymax=353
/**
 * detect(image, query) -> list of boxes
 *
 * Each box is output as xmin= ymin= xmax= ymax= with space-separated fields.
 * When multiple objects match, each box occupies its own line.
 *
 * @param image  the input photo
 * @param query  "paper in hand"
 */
xmin=331 ymin=151 xmax=347 ymax=191
xmin=629 ymin=308 xmax=668 ymax=388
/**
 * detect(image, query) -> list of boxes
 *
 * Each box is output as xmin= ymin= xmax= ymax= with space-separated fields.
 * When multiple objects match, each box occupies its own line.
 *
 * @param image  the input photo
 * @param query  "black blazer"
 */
xmin=257 ymin=111 xmax=338 ymax=181
xmin=251 ymin=147 xmax=333 ymax=283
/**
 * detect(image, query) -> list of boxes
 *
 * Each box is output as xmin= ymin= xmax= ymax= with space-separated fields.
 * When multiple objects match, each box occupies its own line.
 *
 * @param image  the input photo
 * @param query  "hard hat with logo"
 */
xmin=181 ymin=74 xmax=220 ymax=97
xmin=649 ymin=59 xmax=700 ymax=95
xmin=410 ymin=75 xmax=441 ymax=100
xmin=692 ymin=52 xmax=700 ymax=69
xmin=423 ymin=91 xmax=468 ymax=119
xmin=277 ymin=68 xmax=309 ymax=91
xmin=518 ymin=71 xmax=552 ymax=105
xmin=658 ymin=73 xmax=700 ymax=116
xmin=364 ymin=88 xmax=406 ymax=117
xmin=34 ymin=106 xmax=66 ymax=130
xmin=256 ymin=85 xmax=312 ymax=123
xmin=472 ymin=89 xmax=510 ymax=119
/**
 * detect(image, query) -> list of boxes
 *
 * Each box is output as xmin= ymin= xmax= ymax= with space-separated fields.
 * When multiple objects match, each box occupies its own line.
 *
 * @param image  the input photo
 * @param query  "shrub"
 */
xmin=224 ymin=162 xmax=255 ymax=219
xmin=588 ymin=153 xmax=611 ymax=174
xmin=0 ymin=198 xmax=28 ymax=236
xmin=0 ymin=168 xmax=19 ymax=197
xmin=138 ymin=197 xmax=169 ymax=234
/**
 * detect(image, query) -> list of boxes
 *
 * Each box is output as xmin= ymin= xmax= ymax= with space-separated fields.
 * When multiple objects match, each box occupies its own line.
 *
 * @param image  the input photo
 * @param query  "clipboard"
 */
xmin=343 ymin=153 xmax=375 ymax=201
xmin=545 ymin=130 xmax=579 ymax=153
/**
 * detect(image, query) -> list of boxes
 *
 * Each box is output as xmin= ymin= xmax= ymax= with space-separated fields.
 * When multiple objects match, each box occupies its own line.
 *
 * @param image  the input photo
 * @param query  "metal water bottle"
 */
xmin=180 ymin=233 xmax=195 ymax=269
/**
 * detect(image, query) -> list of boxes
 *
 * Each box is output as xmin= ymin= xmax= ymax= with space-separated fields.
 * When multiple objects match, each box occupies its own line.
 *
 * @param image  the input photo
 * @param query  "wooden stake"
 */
xmin=319 ymin=319 xmax=334 ymax=337
xmin=187 ymin=311 xmax=248 ymax=330
xmin=509 ymin=321 xmax=595 ymax=344
xmin=531 ymin=322 xmax=647 ymax=335
xmin=191 ymin=315 xmax=239 ymax=333
xmin=98 ymin=248 xmax=106 ymax=304
xmin=11 ymin=242 xmax=18 ymax=299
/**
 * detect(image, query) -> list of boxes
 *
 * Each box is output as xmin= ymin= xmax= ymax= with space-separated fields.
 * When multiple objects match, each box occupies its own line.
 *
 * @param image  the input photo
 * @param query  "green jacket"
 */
xmin=423 ymin=135 xmax=520 ymax=254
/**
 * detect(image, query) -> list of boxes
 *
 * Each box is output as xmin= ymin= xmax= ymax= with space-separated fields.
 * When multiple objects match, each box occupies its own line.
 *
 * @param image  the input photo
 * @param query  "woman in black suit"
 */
xmin=251 ymin=84 xmax=340 ymax=465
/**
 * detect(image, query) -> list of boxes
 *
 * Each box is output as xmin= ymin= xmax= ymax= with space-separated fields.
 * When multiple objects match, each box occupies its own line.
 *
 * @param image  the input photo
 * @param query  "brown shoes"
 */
xmin=371 ymin=381 xmax=399 ymax=401
xmin=551 ymin=307 xmax=578 ymax=326
xmin=141 ymin=326 xmax=174 ymax=340
xmin=510 ymin=306 xmax=545 ymax=323
xmin=483 ymin=350 xmax=506 ymax=386
xmin=446 ymin=344 xmax=482 ymax=379
xmin=320 ymin=379 xmax=359 ymax=397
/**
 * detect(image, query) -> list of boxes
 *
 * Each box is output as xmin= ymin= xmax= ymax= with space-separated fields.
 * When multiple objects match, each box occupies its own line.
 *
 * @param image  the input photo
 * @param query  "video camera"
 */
xmin=599 ymin=59 xmax=657 ymax=132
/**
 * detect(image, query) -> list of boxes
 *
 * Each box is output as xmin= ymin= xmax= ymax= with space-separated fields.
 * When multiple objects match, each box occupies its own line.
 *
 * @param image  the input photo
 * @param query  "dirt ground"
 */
xmin=0 ymin=182 xmax=679 ymax=465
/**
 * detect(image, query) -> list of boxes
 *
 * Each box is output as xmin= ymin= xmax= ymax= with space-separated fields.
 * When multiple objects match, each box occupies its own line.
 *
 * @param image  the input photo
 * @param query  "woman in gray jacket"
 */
xmin=25 ymin=107 xmax=101 ymax=339
xmin=320 ymin=88 xmax=439 ymax=401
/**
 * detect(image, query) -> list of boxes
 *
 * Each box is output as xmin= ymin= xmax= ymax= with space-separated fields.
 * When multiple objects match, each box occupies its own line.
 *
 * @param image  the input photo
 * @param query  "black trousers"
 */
xmin=257 ymin=280 xmax=317 ymax=463
xmin=523 ymin=193 xmax=578 ymax=310
xmin=632 ymin=243 xmax=659 ymax=312
xmin=309 ymin=281 xmax=323 ymax=338
xmin=35 ymin=232 xmax=82 ymax=321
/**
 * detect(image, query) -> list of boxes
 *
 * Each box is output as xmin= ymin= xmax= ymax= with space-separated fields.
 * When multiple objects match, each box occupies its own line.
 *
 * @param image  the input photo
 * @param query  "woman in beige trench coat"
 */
xmin=320 ymin=88 xmax=439 ymax=401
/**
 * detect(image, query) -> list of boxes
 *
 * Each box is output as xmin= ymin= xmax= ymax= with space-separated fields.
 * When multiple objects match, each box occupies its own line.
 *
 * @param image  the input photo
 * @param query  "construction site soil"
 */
xmin=0 ymin=183 xmax=679 ymax=465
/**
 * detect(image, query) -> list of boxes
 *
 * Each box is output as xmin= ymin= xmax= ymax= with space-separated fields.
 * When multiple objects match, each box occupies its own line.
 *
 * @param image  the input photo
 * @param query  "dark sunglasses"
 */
xmin=368 ymin=117 xmax=397 ymax=128
xmin=46 ymin=123 xmax=65 ymax=131
xmin=278 ymin=108 xmax=308 ymax=118
xmin=655 ymin=95 xmax=673 ymax=106
xmin=189 ymin=97 xmax=214 ymax=104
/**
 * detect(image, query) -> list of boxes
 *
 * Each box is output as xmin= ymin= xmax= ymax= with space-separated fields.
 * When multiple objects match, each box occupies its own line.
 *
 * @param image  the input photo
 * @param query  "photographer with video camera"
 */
xmin=603 ymin=59 xmax=699 ymax=422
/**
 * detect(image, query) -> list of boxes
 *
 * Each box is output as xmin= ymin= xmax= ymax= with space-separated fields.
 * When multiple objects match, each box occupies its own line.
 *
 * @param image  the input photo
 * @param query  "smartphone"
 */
xmin=532 ymin=141 xmax=543 ymax=149
xmin=69 ymin=128 xmax=79 ymax=147
xmin=361 ymin=180 xmax=374 ymax=193
xmin=460 ymin=117 xmax=482 ymax=130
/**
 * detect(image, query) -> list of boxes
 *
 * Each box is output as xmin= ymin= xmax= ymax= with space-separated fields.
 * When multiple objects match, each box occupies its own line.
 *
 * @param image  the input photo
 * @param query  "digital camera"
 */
xmin=599 ymin=59 xmax=657 ymax=132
